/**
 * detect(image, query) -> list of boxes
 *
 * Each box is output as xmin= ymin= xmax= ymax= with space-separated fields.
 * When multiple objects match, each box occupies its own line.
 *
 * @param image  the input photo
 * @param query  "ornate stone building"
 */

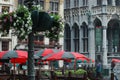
xmin=0 ymin=0 xmax=18 ymax=51
xmin=64 ymin=0 xmax=120 ymax=67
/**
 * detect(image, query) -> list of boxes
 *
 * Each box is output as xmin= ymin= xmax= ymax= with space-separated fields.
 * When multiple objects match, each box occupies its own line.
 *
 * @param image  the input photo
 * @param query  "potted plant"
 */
xmin=75 ymin=69 xmax=87 ymax=77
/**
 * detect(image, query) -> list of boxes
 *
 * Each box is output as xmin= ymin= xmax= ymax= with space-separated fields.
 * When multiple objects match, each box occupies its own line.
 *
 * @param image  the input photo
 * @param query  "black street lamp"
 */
xmin=24 ymin=0 xmax=53 ymax=80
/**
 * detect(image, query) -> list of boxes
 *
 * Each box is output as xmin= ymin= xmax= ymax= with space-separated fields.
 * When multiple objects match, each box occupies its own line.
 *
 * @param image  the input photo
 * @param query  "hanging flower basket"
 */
xmin=0 ymin=5 xmax=32 ymax=39
xmin=45 ymin=14 xmax=64 ymax=41
xmin=0 ymin=5 xmax=64 ymax=40
xmin=12 ymin=5 xmax=32 ymax=39
xmin=0 ymin=12 xmax=14 ymax=34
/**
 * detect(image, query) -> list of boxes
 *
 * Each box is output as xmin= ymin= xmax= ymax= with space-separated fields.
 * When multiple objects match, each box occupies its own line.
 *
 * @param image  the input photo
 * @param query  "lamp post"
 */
xmin=24 ymin=0 xmax=35 ymax=80
xmin=24 ymin=0 xmax=53 ymax=80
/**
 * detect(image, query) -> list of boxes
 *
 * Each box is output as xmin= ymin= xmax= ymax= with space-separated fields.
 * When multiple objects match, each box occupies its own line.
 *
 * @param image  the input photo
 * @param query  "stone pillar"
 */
xmin=88 ymin=26 xmax=95 ymax=62
xmin=71 ymin=29 xmax=74 ymax=51
xmin=102 ymin=0 xmax=107 ymax=5
xmin=59 ymin=0 xmax=64 ymax=17
xmin=102 ymin=27 xmax=108 ymax=68
xmin=44 ymin=0 xmax=50 ymax=11
xmin=44 ymin=37 xmax=49 ymax=45
xmin=112 ymin=0 xmax=115 ymax=6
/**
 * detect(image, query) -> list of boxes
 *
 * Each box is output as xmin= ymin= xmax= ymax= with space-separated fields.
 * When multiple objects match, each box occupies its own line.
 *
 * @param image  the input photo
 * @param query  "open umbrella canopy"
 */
xmin=0 ymin=50 xmax=28 ymax=63
xmin=34 ymin=48 xmax=60 ymax=58
xmin=112 ymin=58 xmax=120 ymax=63
xmin=42 ymin=51 xmax=91 ymax=62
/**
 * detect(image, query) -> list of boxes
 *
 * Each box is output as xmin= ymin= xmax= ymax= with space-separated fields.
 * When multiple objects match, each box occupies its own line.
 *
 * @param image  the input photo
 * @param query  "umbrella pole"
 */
xmin=13 ymin=58 xmax=15 ymax=80
xmin=74 ymin=59 xmax=77 ymax=71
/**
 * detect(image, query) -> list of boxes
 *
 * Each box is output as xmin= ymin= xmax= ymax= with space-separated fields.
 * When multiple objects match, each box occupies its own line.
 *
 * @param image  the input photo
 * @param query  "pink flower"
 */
xmin=3 ymin=18 xmax=7 ymax=22
xmin=10 ymin=16 xmax=13 ymax=22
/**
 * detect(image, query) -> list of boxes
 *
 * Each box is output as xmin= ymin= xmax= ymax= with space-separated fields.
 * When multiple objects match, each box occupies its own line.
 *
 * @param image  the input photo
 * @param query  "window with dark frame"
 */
xmin=82 ymin=23 xmax=88 ymax=52
xmin=73 ymin=25 xmax=79 ymax=52
xmin=2 ymin=41 xmax=9 ymax=51
xmin=83 ymin=0 xmax=88 ymax=6
xmin=65 ymin=26 xmax=71 ymax=51
xmin=50 ymin=0 xmax=59 ymax=14
xmin=39 ymin=0 xmax=44 ymax=9
xmin=74 ymin=0 xmax=79 ymax=7
xmin=115 ymin=0 xmax=120 ymax=6
xmin=2 ymin=6 xmax=10 ymax=13
xmin=34 ymin=34 xmax=44 ymax=41
xmin=97 ymin=0 xmax=102 ymax=6
xmin=107 ymin=0 xmax=112 ymax=5
xmin=66 ymin=0 xmax=70 ymax=8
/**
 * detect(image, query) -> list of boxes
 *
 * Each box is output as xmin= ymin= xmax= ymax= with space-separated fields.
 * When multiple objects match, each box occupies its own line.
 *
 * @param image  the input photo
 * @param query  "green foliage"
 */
xmin=55 ymin=71 xmax=62 ymax=76
xmin=42 ymin=71 xmax=50 ymax=77
xmin=13 ymin=5 xmax=32 ymax=39
xmin=64 ymin=70 xmax=75 ymax=75
xmin=0 ymin=12 xmax=14 ymax=34
xmin=75 ymin=69 xmax=87 ymax=75
xmin=45 ymin=14 xmax=64 ymax=41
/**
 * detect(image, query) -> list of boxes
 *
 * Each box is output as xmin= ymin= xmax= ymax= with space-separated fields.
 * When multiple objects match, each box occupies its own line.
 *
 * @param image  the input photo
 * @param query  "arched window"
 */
xmin=81 ymin=23 xmax=88 ymax=52
xmin=115 ymin=0 xmax=120 ymax=6
xmin=83 ymin=0 xmax=88 ymax=6
xmin=74 ymin=0 xmax=79 ymax=7
xmin=94 ymin=18 xmax=102 ymax=52
xmin=97 ymin=0 xmax=102 ymax=6
xmin=73 ymin=25 xmax=79 ymax=52
xmin=65 ymin=0 xmax=70 ymax=8
xmin=107 ymin=20 xmax=120 ymax=53
xmin=107 ymin=0 xmax=112 ymax=5
xmin=64 ymin=25 xmax=71 ymax=51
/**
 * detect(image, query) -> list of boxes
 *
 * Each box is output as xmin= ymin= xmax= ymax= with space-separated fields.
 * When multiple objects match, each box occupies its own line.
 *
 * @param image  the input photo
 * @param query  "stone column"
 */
xmin=112 ymin=0 xmax=115 ymax=6
xmin=71 ymin=29 xmax=74 ymax=51
xmin=59 ymin=0 xmax=64 ymax=17
xmin=44 ymin=0 xmax=50 ymax=11
xmin=88 ymin=26 xmax=95 ymax=62
xmin=102 ymin=0 xmax=107 ymax=5
xmin=44 ymin=37 xmax=49 ymax=45
xmin=86 ymin=9 xmax=95 ymax=62
xmin=102 ymin=27 xmax=108 ymax=68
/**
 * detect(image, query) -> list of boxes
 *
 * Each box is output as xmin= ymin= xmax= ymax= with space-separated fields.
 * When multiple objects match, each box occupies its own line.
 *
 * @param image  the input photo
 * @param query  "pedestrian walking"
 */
xmin=95 ymin=62 xmax=102 ymax=79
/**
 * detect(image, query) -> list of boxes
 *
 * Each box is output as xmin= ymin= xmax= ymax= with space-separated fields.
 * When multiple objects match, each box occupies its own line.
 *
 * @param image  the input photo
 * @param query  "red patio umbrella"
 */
xmin=0 ymin=50 xmax=28 ymax=74
xmin=34 ymin=48 xmax=60 ymax=58
xmin=112 ymin=58 xmax=120 ymax=63
xmin=0 ymin=50 xmax=28 ymax=63
xmin=42 ymin=51 xmax=91 ymax=62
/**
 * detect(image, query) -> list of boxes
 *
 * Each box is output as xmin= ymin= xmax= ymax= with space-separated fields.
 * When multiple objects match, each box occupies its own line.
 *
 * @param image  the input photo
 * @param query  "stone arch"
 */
xmin=93 ymin=17 xmax=102 ymax=28
xmin=107 ymin=19 xmax=120 ymax=52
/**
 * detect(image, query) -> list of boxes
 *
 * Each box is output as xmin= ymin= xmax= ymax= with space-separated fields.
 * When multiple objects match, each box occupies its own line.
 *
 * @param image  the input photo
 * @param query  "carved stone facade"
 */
xmin=64 ymin=0 xmax=120 ymax=67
